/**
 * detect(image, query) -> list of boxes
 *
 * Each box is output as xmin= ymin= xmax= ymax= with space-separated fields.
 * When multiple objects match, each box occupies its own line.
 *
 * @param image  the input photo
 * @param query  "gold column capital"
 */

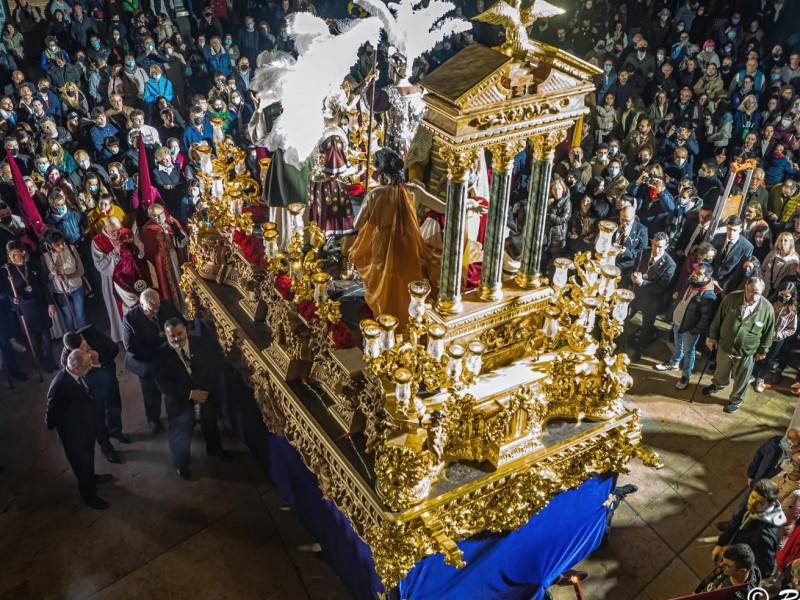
xmin=489 ymin=140 xmax=526 ymax=173
xmin=439 ymin=146 xmax=478 ymax=184
xmin=531 ymin=130 xmax=566 ymax=161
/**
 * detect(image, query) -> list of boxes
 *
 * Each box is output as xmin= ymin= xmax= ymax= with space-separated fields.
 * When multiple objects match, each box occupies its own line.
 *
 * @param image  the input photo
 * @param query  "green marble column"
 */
xmin=436 ymin=148 xmax=476 ymax=315
xmin=517 ymin=133 xmax=560 ymax=288
xmin=478 ymin=141 xmax=523 ymax=301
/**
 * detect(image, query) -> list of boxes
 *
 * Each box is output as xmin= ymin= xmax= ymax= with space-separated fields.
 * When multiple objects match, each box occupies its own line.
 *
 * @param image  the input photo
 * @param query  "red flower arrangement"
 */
xmin=329 ymin=320 xmax=356 ymax=349
xmin=297 ymin=299 xmax=319 ymax=321
xmin=275 ymin=274 xmax=293 ymax=300
xmin=232 ymin=230 xmax=265 ymax=266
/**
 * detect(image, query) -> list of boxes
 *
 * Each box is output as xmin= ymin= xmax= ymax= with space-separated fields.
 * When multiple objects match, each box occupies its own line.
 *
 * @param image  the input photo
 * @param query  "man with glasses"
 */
xmin=704 ymin=276 xmax=775 ymax=413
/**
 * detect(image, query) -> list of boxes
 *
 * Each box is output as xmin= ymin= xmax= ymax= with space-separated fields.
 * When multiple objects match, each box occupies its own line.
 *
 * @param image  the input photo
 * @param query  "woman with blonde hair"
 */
xmin=44 ymin=139 xmax=77 ymax=175
xmin=761 ymin=231 xmax=800 ymax=298
xmin=733 ymin=94 xmax=762 ymax=141
xmin=60 ymin=81 xmax=89 ymax=117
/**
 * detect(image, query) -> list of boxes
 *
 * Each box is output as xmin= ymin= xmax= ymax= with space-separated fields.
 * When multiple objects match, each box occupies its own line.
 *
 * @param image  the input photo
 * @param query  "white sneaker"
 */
xmin=754 ymin=378 xmax=765 ymax=393
xmin=10 ymin=339 xmax=26 ymax=353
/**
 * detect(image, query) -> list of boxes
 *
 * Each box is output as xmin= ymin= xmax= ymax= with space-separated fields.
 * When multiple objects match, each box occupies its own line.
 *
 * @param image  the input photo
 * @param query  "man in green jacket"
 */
xmin=704 ymin=277 xmax=775 ymax=413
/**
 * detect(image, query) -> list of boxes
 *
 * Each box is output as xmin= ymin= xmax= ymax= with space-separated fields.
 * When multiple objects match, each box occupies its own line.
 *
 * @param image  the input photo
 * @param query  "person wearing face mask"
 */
xmin=656 ymin=262 xmax=717 ymax=389
xmin=121 ymin=54 xmax=148 ymax=101
xmin=139 ymin=204 xmax=188 ymax=313
xmin=182 ymin=106 xmax=214 ymax=150
xmin=718 ymin=427 xmax=800 ymax=536
xmin=142 ymin=65 xmax=174 ymax=119
xmin=86 ymin=194 xmax=125 ymax=237
xmin=704 ymin=275 xmax=775 ymax=412
xmin=765 ymin=145 xmax=800 ymax=188
xmin=752 ymin=280 xmax=796 ymax=392
xmin=179 ymin=181 xmax=204 ymax=229
xmin=641 ymin=10 xmax=673 ymax=55
xmin=151 ymin=146 xmax=185 ymax=218
xmin=154 ymin=318 xmax=232 ymax=480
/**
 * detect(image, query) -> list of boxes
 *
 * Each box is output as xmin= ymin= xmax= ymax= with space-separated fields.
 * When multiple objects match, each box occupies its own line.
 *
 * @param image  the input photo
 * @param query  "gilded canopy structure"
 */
xmin=181 ymin=32 xmax=660 ymax=593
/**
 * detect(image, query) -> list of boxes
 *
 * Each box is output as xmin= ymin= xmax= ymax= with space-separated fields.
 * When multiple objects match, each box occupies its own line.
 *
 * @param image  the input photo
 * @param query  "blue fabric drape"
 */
xmin=219 ymin=366 xmax=613 ymax=600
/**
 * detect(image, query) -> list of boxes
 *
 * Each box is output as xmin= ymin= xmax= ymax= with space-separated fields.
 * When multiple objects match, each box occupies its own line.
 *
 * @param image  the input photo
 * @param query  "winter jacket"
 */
xmin=594 ymin=104 xmax=617 ymax=138
xmin=718 ymin=502 xmax=786 ymax=578
xmin=44 ymin=209 xmax=84 ymax=244
xmin=769 ymin=184 xmax=800 ymax=221
xmin=672 ymin=283 xmax=717 ymax=334
xmin=760 ymin=251 xmax=799 ymax=298
xmin=765 ymin=153 xmax=799 ymax=186
xmin=693 ymin=72 xmax=725 ymax=102
xmin=709 ymin=290 xmax=776 ymax=357
xmin=204 ymin=48 xmax=230 ymax=76
xmin=544 ymin=192 xmax=571 ymax=251
xmin=694 ymin=562 xmax=761 ymax=598
xmin=771 ymin=303 xmax=797 ymax=342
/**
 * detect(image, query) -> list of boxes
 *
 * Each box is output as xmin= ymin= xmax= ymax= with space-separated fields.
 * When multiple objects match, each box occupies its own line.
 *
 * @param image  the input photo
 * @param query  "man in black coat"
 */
xmin=655 ymin=262 xmax=717 ymax=389
xmin=711 ymin=216 xmax=755 ymax=291
xmin=45 ymin=350 xmax=113 ymax=509
xmin=630 ymin=231 xmax=677 ymax=362
xmin=122 ymin=289 xmax=182 ymax=434
xmin=154 ymin=318 xmax=232 ymax=480
xmin=62 ymin=329 xmax=126 ymax=462
xmin=713 ymin=478 xmax=785 ymax=579
xmin=613 ymin=205 xmax=649 ymax=284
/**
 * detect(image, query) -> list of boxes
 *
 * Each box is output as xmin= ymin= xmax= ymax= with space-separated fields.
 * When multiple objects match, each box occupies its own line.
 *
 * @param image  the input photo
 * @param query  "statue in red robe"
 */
xmin=138 ymin=204 xmax=188 ymax=313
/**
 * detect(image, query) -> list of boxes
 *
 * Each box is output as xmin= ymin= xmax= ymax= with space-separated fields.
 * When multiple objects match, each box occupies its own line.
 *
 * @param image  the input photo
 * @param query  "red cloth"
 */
xmin=92 ymin=227 xmax=133 ymax=254
xmin=112 ymin=241 xmax=155 ymax=308
xmin=8 ymin=153 xmax=46 ymax=243
xmin=778 ymin=524 xmax=800 ymax=573
xmin=139 ymin=218 xmax=186 ymax=308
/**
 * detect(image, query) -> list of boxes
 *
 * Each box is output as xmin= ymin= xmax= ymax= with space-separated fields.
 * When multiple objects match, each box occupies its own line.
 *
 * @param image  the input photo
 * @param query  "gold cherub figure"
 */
xmin=473 ymin=0 xmax=564 ymax=57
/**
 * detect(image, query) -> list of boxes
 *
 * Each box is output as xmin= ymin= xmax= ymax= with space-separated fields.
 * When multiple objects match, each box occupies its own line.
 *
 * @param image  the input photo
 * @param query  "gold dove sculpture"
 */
xmin=473 ymin=0 xmax=565 ymax=57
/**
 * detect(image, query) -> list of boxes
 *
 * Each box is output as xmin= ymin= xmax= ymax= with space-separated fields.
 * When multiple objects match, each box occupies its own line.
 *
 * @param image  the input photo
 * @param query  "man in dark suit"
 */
xmin=122 ymin=289 xmax=182 ymax=434
xmin=62 ymin=327 xmax=128 ymax=451
xmin=613 ymin=205 xmax=649 ymax=284
xmin=711 ymin=215 xmax=754 ymax=292
xmin=154 ymin=318 xmax=232 ymax=480
xmin=629 ymin=231 xmax=677 ymax=362
xmin=672 ymin=206 xmax=713 ymax=260
xmin=45 ymin=350 xmax=113 ymax=509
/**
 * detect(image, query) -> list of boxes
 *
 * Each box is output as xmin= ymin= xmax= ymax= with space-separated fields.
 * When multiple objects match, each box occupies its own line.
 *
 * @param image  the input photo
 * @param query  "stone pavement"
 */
xmin=0 ymin=348 xmax=351 ymax=600
xmin=550 ymin=335 xmax=796 ymax=600
xmin=1 ymin=328 xmax=794 ymax=600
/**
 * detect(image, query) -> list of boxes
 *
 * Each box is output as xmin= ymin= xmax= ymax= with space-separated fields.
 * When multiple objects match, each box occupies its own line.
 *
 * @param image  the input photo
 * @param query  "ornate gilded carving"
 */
xmin=439 ymin=147 xmax=479 ymax=183
xmin=488 ymin=139 xmax=526 ymax=172
xmin=472 ymin=100 xmax=569 ymax=131
xmin=531 ymin=129 xmax=566 ymax=161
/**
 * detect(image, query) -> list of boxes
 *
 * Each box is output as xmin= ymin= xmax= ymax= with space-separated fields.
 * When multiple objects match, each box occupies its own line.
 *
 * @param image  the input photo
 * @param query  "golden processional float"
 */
xmin=180 ymin=10 xmax=662 ymax=593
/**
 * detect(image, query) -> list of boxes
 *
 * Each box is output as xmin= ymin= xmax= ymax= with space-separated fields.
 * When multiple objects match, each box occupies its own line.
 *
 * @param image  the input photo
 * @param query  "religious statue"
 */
xmin=138 ymin=204 xmax=188 ymax=313
xmin=425 ymin=410 xmax=446 ymax=462
xmin=348 ymin=148 xmax=441 ymax=327
xmin=308 ymin=92 xmax=356 ymax=241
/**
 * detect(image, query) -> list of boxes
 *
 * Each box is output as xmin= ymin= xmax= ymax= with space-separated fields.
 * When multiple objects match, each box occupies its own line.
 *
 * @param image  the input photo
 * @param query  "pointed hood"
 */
xmin=8 ymin=153 xmax=46 ymax=238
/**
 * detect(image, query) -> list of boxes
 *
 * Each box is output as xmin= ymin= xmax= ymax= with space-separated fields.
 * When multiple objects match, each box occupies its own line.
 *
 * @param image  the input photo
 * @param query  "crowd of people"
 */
xmin=0 ymin=0 xmax=799 ymax=592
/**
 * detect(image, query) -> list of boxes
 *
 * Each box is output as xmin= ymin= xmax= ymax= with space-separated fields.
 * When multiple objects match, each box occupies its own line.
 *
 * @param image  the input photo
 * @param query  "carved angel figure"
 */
xmin=473 ymin=0 xmax=564 ymax=56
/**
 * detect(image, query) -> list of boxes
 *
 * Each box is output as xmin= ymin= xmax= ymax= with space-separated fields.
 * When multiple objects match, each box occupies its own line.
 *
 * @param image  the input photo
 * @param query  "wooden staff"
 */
xmin=46 ymin=244 xmax=78 ymax=331
xmin=4 ymin=264 xmax=43 ymax=382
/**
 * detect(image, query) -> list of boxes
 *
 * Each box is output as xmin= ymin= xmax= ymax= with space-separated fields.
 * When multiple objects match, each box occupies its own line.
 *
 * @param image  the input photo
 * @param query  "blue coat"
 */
xmin=204 ymin=48 xmax=230 ymax=76
xmin=765 ymin=153 xmax=799 ymax=186
xmin=143 ymin=76 xmax=174 ymax=103
xmin=45 ymin=209 xmax=84 ymax=244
